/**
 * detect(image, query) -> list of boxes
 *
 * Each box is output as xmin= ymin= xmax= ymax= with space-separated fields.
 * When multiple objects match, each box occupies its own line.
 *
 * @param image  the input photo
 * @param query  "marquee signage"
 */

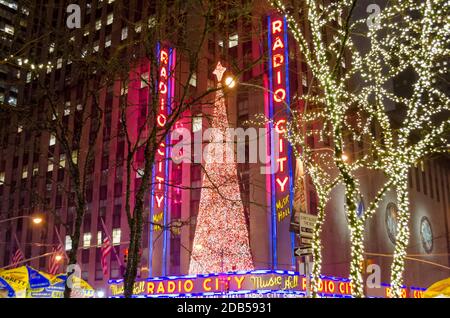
xmin=108 ymin=270 xmax=425 ymax=298
xmin=149 ymin=44 xmax=176 ymax=276
xmin=266 ymin=14 xmax=295 ymax=268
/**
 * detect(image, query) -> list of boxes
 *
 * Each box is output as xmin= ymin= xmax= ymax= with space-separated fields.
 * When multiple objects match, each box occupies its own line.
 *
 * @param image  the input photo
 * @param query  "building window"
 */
xmin=229 ymin=34 xmax=238 ymax=48
xmin=71 ymin=151 xmax=78 ymax=164
xmin=22 ymin=168 xmax=28 ymax=179
xmin=415 ymin=167 xmax=421 ymax=192
xmin=95 ymin=19 xmax=102 ymax=30
xmin=97 ymin=231 xmax=102 ymax=246
xmin=47 ymin=158 xmax=54 ymax=172
xmin=83 ymin=233 xmax=92 ymax=249
xmin=95 ymin=249 xmax=103 ymax=280
xmin=428 ymin=164 xmax=434 ymax=199
xmin=105 ymin=35 xmax=112 ymax=47
xmin=238 ymin=100 xmax=249 ymax=116
xmin=141 ymin=72 xmax=149 ymax=88
xmin=421 ymin=163 xmax=427 ymax=195
xmin=107 ymin=13 xmax=114 ymax=25
xmin=302 ymin=74 xmax=308 ymax=87
xmin=82 ymin=250 xmax=90 ymax=263
xmin=112 ymin=229 xmax=121 ymax=245
xmin=65 ymin=235 xmax=72 ymax=251
xmin=3 ymin=24 xmax=14 ymax=35
xmin=189 ymin=72 xmax=197 ymax=87
xmin=8 ymin=96 xmax=17 ymax=106
xmin=121 ymin=85 xmax=128 ymax=95
xmin=135 ymin=23 xmax=142 ymax=33
xmin=148 ymin=16 xmax=156 ymax=28
xmin=192 ymin=115 xmax=202 ymax=133
xmin=0 ymin=1 xmax=18 ymax=10
xmin=59 ymin=154 xmax=66 ymax=168
xmin=121 ymin=27 xmax=128 ymax=40
xmin=435 ymin=163 xmax=440 ymax=202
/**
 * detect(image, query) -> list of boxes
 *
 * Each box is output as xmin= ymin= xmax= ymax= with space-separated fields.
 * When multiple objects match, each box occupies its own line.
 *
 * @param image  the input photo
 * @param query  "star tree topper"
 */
xmin=213 ymin=61 xmax=227 ymax=82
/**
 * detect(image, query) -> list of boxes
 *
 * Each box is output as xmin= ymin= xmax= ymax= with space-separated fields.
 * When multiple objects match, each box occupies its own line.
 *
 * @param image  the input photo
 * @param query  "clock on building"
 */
xmin=420 ymin=216 xmax=433 ymax=254
xmin=385 ymin=203 xmax=398 ymax=244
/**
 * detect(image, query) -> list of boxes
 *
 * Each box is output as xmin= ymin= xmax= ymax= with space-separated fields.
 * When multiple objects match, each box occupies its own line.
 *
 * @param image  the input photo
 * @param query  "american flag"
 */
xmin=10 ymin=248 xmax=24 ymax=268
xmin=48 ymin=244 xmax=64 ymax=275
xmin=101 ymin=236 xmax=112 ymax=276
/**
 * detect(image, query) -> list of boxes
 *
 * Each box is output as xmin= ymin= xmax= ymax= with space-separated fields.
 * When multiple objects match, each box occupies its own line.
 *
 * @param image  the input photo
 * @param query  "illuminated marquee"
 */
xmin=149 ymin=45 xmax=176 ymax=276
xmin=266 ymin=14 xmax=295 ymax=268
xmin=108 ymin=270 xmax=425 ymax=298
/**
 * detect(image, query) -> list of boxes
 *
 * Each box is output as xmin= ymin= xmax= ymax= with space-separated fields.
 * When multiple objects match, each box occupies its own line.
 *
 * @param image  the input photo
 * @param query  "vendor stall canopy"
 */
xmin=0 ymin=265 xmax=94 ymax=298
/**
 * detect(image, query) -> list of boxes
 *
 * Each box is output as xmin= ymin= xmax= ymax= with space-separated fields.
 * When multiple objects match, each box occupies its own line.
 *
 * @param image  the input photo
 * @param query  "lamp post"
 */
xmin=0 ymin=215 xmax=43 ymax=225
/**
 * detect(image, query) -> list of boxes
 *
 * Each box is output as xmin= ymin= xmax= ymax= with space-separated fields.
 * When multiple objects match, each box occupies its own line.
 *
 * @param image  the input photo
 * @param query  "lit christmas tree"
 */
xmin=189 ymin=62 xmax=254 ymax=274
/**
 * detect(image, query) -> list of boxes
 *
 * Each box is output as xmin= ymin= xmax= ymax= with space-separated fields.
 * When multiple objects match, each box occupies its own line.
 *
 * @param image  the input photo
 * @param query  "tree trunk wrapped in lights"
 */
xmin=189 ymin=62 xmax=254 ymax=274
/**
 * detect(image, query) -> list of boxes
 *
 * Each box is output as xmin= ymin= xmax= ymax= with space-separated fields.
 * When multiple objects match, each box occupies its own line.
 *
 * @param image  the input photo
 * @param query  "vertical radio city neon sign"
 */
xmin=149 ymin=44 xmax=175 ymax=277
xmin=267 ymin=14 xmax=295 ymax=268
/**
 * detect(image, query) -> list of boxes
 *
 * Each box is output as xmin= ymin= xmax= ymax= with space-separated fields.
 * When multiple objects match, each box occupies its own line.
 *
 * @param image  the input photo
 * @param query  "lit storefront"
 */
xmin=108 ymin=270 xmax=425 ymax=298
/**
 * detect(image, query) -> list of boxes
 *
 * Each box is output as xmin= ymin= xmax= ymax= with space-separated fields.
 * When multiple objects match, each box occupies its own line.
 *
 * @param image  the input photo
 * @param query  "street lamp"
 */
xmin=32 ymin=216 xmax=43 ymax=225
xmin=224 ymin=76 xmax=236 ymax=89
xmin=0 ymin=215 xmax=44 ymax=225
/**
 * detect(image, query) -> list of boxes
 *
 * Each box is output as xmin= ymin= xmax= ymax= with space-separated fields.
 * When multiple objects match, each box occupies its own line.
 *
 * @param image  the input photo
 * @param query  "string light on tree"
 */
xmin=271 ymin=0 xmax=449 ymax=298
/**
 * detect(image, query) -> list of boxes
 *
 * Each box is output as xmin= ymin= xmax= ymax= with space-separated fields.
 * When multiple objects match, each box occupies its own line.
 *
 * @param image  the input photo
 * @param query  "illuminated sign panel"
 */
xmin=266 ymin=14 xmax=295 ymax=268
xmin=108 ymin=270 xmax=425 ymax=298
xmin=149 ymin=45 xmax=176 ymax=277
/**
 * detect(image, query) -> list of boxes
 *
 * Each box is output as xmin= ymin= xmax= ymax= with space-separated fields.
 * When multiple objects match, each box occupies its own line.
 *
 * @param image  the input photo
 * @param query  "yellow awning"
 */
xmin=423 ymin=277 xmax=450 ymax=298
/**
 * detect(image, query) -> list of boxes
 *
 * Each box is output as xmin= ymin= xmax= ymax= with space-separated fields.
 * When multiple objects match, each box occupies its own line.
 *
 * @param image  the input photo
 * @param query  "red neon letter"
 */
xmin=156 ymin=176 xmax=164 ymax=190
xmin=276 ymin=177 xmax=288 ymax=192
xmin=273 ymin=54 xmax=284 ymax=68
xmin=160 ymin=50 xmax=168 ymax=64
xmin=159 ymin=82 xmax=167 ymax=94
xmin=272 ymin=20 xmax=283 ymax=34
xmin=277 ymin=157 xmax=287 ymax=172
xmin=160 ymin=66 xmax=167 ymax=79
xmin=156 ymin=195 xmax=164 ymax=207
xmin=272 ymin=37 xmax=284 ymax=51
xmin=274 ymin=88 xmax=286 ymax=102
xmin=157 ymin=143 xmax=165 ymax=156
xmin=274 ymin=119 xmax=286 ymax=134
xmin=157 ymin=114 xmax=167 ymax=127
